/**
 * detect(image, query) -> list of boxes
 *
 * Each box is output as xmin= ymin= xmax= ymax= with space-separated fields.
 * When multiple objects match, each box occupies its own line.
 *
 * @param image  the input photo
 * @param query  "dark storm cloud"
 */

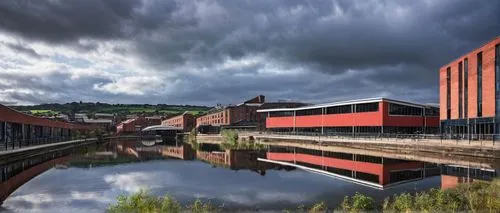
xmin=1 ymin=41 xmax=43 ymax=58
xmin=0 ymin=0 xmax=499 ymax=105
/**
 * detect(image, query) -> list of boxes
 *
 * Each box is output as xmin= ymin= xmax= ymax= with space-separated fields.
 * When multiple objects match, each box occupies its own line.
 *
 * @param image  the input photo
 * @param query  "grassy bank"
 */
xmin=107 ymin=179 xmax=499 ymax=212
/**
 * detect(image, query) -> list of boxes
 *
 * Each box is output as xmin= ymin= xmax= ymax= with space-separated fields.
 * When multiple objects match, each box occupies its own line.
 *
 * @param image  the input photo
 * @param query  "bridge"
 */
xmin=0 ymin=104 xmax=89 ymax=151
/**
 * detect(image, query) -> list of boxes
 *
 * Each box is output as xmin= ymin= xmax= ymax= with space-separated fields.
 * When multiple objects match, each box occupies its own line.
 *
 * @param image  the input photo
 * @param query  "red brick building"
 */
xmin=0 ymin=104 xmax=87 ymax=149
xmin=439 ymin=36 xmax=500 ymax=136
xmin=196 ymin=95 xmax=265 ymax=128
xmin=116 ymin=117 xmax=162 ymax=134
xmin=162 ymin=112 xmax=196 ymax=132
xmin=257 ymin=98 xmax=439 ymax=134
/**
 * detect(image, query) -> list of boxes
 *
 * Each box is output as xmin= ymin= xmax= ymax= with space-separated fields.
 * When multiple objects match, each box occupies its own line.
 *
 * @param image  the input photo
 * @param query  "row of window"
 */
xmin=444 ymin=45 xmax=500 ymax=119
xmin=268 ymin=102 xmax=432 ymax=118
xmin=269 ymin=103 xmax=380 ymax=117
xmin=388 ymin=103 xmax=423 ymax=116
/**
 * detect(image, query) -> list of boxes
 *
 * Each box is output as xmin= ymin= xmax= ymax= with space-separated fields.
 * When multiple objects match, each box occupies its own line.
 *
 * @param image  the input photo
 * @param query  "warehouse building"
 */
xmin=257 ymin=98 xmax=439 ymax=135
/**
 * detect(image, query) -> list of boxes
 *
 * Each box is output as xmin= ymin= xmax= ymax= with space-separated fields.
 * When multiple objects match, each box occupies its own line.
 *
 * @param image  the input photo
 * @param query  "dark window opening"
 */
xmin=446 ymin=67 xmax=451 ymax=119
xmin=269 ymin=111 xmax=294 ymax=117
xmin=389 ymin=103 xmax=423 ymax=116
xmin=459 ymin=62 xmax=463 ymax=118
xmin=464 ymin=58 xmax=468 ymax=118
xmin=355 ymin=103 xmax=379 ymax=113
xmin=326 ymin=105 xmax=352 ymax=114
xmin=296 ymin=108 xmax=322 ymax=116
xmin=477 ymin=52 xmax=483 ymax=117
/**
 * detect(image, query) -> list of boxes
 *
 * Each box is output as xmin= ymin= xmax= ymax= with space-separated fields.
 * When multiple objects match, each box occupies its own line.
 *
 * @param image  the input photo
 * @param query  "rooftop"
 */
xmin=257 ymin=97 xmax=438 ymax=112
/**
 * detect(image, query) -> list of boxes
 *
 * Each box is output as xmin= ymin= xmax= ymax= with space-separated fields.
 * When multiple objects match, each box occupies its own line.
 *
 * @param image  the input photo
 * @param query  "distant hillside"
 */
xmin=10 ymin=102 xmax=211 ymax=117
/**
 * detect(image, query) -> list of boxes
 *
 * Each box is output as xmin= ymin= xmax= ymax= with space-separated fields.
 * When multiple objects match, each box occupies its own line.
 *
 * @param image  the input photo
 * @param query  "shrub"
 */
xmin=308 ymin=201 xmax=327 ymax=213
xmin=221 ymin=129 xmax=238 ymax=144
xmin=351 ymin=192 xmax=376 ymax=212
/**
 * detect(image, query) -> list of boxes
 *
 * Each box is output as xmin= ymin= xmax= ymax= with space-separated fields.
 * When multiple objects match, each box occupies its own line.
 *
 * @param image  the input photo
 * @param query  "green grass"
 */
xmin=110 ymin=179 xmax=500 ymax=212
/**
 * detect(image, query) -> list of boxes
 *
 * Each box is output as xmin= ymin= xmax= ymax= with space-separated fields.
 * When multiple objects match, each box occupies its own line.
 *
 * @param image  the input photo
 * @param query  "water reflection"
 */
xmin=0 ymin=139 xmax=497 ymax=212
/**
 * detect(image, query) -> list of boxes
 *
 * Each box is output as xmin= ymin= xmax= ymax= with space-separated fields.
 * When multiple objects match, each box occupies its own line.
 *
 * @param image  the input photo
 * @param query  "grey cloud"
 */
xmin=2 ymin=42 xmax=43 ymax=58
xmin=0 ymin=0 xmax=499 ymax=105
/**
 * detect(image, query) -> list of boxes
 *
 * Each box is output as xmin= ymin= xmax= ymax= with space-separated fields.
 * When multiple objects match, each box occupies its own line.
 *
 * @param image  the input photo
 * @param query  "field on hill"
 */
xmin=11 ymin=102 xmax=211 ymax=117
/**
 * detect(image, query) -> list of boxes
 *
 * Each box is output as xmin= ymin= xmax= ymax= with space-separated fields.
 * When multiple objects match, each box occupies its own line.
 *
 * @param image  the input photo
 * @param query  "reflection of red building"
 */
xmin=440 ymin=165 xmax=496 ymax=189
xmin=258 ymin=98 xmax=440 ymax=134
xmin=0 ymin=155 xmax=71 ymax=204
xmin=162 ymin=112 xmax=196 ymax=132
xmin=264 ymin=146 xmax=436 ymax=188
xmin=116 ymin=117 xmax=162 ymax=134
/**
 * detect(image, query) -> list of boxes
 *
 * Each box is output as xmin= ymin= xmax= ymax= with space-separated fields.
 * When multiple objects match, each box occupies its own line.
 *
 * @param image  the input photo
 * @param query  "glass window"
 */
xmin=424 ymin=106 xmax=439 ymax=116
xmin=355 ymin=103 xmax=379 ymax=113
xmin=496 ymin=45 xmax=500 ymax=116
xmin=326 ymin=105 xmax=352 ymax=114
xmin=269 ymin=111 xmax=294 ymax=117
xmin=458 ymin=62 xmax=463 ymax=118
xmin=464 ymin=58 xmax=468 ymax=118
xmin=0 ymin=122 xmax=4 ymax=141
xmin=389 ymin=103 xmax=423 ymax=116
xmin=477 ymin=52 xmax=483 ymax=117
xmin=296 ymin=108 xmax=322 ymax=116
xmin=446 ymin=67 xmax=451 ymax=119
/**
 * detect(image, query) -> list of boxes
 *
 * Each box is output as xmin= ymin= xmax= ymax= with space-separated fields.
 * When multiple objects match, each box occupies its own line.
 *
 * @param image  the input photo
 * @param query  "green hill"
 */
xmin=10 ymin=102 xmax=211 ymax=117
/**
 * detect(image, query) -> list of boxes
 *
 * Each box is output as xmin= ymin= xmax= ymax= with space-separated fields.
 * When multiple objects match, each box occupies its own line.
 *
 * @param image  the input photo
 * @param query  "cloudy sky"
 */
xmin=0 ymin=0 xmax=499 ymax=106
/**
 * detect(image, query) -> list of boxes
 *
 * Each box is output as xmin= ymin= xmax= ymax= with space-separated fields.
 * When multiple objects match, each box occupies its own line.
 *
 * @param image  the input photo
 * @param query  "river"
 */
xmin=0 ymin=139 xmax=497 ymax=212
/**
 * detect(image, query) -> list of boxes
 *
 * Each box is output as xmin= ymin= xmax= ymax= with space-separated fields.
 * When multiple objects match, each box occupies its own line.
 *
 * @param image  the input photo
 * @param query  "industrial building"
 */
xmin=439 ymin=36 xmax=500 ymax=137
xmin=162 ymin=112 xmax=196 ymax=132
xmin=257 ymin=98 xmax=439 ymax=135
xmin=116 ymin=117 xmax=162 ymax=134
xmin=0 ymin=104 xmax=86 ymax=150
xmin=196 ymin=95 xmax=305 ymax=133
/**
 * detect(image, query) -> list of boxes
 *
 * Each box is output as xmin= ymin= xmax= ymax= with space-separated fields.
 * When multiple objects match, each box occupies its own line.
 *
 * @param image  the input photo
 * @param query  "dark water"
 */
xmin=0 ymin=140 xmax=497 ymax=213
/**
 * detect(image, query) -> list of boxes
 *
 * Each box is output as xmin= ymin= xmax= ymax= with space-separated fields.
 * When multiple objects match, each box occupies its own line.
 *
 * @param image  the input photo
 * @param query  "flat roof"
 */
xmin=256 ymin=97 xmax=437 ymax=113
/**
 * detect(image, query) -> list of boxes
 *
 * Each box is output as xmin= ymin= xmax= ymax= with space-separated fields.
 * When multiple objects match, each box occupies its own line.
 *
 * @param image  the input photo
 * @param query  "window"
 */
xmin=464 ymin=58 xmax=468 ymax=118
xmin=458 ymin=62 xmax=463 ymax=118
xmin=477 ymin=52 xmax=483 ymax=117
xmin=496 ymin=45 xmax=500 ymax=116
xmin=447 ymin=67 xmax=451 ymax=119
xmin=326 ymin=105 xmax=352 ymax=114
xmin=269 ymin=111 xmax=294 ymax=117
xmin=355 ymin=103 xmax=379 ymax=113
xmin=0 ymin=122 xmax=4 ymax=142
xmin=424 ymin=107 xmax=439 ymax=116
xmin=296 ymin=108 xmax=322 ymax=116
xmin=389 ymin=103 xmax=423 ymax=116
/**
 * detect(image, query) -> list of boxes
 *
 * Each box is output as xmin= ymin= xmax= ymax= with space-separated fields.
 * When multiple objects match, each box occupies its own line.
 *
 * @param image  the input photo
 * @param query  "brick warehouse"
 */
xmin=257 ymin=98 xmax=439 ymax=135
xmin=196 ymin=95 xmax=266 ymax=132
xmin=196 ymin=95 xmax=305 ymax=133
xmin=162 ymin=112 xmax=196 ymax=132
xmin=439 ymin=36 xmax=500 ymax=137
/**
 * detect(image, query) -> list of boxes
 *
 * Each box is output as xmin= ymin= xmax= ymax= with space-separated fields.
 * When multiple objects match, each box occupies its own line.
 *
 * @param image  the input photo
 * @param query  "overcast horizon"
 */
xmin=1 ymin=0 xmax=499 ymax=106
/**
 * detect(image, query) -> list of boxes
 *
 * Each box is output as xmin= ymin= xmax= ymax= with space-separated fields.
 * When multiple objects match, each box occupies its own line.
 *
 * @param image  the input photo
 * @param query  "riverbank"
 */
xmin=107 ymin=179 xmax=500 ymax=212
xmin=196 ymin=133 xmax=500 ymax=160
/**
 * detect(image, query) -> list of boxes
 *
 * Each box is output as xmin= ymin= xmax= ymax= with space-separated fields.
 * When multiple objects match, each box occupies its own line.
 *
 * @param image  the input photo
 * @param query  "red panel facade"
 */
xmin=0 ymin=104 xmax=84 ymax=130
xmin=264 ymin=100 xmax=438 ymax=129
xmin=266 ymin=116 xmax=294 ymax=128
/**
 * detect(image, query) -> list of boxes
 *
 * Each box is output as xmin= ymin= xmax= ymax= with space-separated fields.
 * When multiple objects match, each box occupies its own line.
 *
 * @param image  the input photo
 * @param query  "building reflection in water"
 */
xmin=0 ymin=140 xmax=498 ymax=205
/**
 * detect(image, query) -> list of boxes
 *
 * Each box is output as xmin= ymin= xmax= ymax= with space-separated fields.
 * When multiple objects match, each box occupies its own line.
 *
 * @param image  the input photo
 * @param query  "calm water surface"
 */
xmin=0 ymin=140 xmax=496 ymax=212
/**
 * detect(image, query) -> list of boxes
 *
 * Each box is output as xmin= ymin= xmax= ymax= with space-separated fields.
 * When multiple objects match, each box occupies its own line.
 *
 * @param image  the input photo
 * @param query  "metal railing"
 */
xmin=0 ymin=135 xmax=91 ymax=152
